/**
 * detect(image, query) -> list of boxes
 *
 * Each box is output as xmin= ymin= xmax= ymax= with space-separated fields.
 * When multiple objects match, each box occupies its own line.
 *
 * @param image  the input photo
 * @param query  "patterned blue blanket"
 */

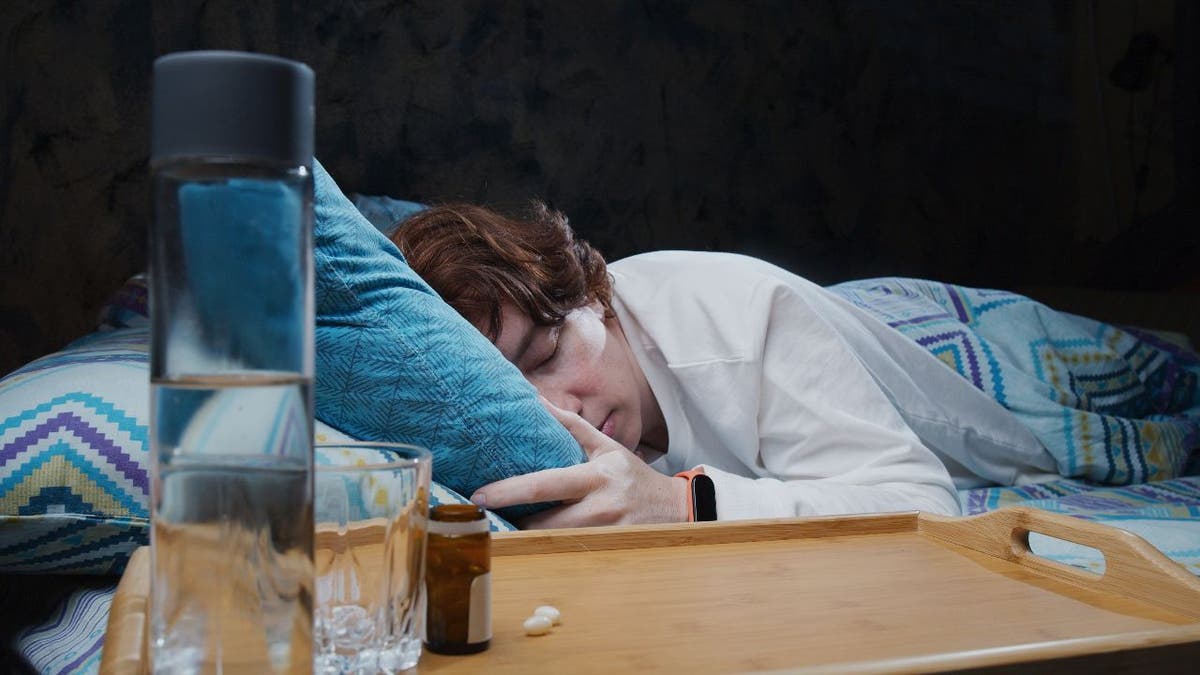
xmin=830 ymin=278 xmax=1200 ymax=486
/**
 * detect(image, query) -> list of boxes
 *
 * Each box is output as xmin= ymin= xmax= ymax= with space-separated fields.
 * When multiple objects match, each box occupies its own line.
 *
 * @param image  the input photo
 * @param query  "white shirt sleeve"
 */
xmin=704 ymin=466 xmax=960 ymax=519
xmin=612 ymin=252 xmax=962 ymax=520
xmin=702 ymin=278 xmax=961 ymax=519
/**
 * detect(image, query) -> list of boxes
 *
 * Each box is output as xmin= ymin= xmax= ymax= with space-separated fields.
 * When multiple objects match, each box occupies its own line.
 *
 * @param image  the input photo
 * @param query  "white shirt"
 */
xmin=609 ymin=251 xmax=1058 ymax=520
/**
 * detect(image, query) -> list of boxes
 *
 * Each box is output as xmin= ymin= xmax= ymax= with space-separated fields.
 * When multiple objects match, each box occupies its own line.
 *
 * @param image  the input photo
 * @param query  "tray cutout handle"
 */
xmin=919 ymin=507 xmax=1200 ymax=619
xmin=99 ymin=546 xmax=151 ymax=675
xmin=1012 ymin=515 xmax=1106 ymax=578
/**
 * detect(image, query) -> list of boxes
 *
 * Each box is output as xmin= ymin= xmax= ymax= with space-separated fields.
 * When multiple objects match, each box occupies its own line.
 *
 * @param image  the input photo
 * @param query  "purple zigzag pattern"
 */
xmin=963 ymin=491 xmax=990 ymax=515
xmin=1013 ymin=484 xmax=1057 ymax=500
xmin=1058 ymin=494 xmax=1136 ymax=512
xmin=1125 ymin=483 xmax=1198 ymax=505
xmin=943 ymin=284 xmax=971 ymax=323
xmin=1 ymin=411 xmax=148 ymax=490
xmin=917 ymin=330 xmax=984 ymax=390
xmin=887 ymin=311 xmax=954 ymax=329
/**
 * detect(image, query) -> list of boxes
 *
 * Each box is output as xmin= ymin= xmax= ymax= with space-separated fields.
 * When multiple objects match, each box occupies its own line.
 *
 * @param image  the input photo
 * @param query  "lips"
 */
xmin=599 ymin=413 xmax=616 ymax=439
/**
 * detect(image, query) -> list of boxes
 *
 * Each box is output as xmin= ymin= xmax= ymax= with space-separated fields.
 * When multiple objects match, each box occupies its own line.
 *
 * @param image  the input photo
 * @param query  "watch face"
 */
xmin=692 ymin=474 xmax=718 ymax=521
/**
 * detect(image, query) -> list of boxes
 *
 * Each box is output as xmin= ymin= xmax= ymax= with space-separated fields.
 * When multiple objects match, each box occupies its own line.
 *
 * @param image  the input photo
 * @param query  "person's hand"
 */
xmin=469 ymin=398 xmax=688 ymax=528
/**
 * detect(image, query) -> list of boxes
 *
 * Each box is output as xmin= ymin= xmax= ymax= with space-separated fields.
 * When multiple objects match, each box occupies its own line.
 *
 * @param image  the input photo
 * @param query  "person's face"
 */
xmin=488 ymin=301 xmax=653 ymax=452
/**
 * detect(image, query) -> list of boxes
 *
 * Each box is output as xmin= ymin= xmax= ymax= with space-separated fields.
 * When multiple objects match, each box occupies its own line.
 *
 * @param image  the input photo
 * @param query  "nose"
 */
xmin=534 ymin=382 xmax=583 ymax=417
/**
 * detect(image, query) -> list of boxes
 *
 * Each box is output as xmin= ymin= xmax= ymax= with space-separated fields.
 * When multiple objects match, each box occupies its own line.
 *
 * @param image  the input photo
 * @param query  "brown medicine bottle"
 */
xmin=424 ymin=504 xmax=491 ymax=654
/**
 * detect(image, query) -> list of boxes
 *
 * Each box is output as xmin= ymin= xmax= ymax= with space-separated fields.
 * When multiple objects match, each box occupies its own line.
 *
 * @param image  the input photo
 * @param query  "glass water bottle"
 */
xmin=148 ymin=50 xmax=316 ymax=674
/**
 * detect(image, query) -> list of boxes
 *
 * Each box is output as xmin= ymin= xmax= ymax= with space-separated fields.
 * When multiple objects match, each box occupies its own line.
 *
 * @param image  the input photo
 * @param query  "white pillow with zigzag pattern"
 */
xmin=0 ymin=326 xmax=512 ymax=575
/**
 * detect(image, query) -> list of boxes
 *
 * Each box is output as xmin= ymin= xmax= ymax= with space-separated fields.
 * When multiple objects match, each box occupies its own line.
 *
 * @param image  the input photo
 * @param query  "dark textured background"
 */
xmin=1 ymin=0 xmax=1197 ymax=375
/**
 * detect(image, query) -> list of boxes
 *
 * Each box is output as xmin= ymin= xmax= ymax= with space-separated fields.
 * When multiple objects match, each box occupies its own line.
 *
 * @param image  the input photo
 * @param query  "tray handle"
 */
xmin=919 ymin=506 xmax=1200 ymax=619
xmin=99 ymin=546 xmax=151 ymax=675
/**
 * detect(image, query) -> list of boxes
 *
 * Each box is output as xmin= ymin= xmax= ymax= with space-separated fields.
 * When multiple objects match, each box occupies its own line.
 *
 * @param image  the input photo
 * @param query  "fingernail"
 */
xmin=470 ymin=492 xmax=487 ymax=508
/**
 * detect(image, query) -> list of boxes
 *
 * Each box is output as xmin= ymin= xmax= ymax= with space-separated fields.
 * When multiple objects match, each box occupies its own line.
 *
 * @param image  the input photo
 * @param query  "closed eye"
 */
xmin=531 ymin=324 xmax=562 ymax=372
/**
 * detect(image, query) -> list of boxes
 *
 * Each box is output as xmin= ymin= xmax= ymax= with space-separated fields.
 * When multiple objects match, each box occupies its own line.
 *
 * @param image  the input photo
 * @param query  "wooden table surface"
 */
xmin=101 ymin=508 xmax=1200 ymax=674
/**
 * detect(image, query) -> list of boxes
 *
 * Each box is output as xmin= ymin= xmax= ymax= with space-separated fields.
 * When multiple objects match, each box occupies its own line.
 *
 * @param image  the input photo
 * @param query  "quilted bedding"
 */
xmin=7 ymin=276 xmax=1199 ymax=674
xmin=831 ymin=278 xmax=1200 ymax=485
xmin=838 ymin=277 xmax=1200 ymax=576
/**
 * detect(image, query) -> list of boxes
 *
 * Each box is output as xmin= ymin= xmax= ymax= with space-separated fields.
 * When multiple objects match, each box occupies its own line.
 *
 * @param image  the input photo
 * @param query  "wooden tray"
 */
xmin=100 ymin=507 xmax=1200 ymax=673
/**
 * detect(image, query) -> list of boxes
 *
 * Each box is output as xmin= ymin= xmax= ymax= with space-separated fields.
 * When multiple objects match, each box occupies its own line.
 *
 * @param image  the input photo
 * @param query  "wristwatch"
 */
xmin=674 ymin=469 xmax=718 ymax=522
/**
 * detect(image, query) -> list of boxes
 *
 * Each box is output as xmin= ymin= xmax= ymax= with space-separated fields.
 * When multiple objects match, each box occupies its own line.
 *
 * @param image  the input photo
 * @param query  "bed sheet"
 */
xmin=1 ymin=575 xmax=113 ymax=675
xmin=831 ymin=278 xmax=1200 ymax=487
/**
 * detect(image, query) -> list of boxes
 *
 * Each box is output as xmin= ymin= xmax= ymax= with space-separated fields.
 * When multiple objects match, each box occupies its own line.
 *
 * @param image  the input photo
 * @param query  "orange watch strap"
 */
xmin=674 ymin=469 xmax=706 ymax=523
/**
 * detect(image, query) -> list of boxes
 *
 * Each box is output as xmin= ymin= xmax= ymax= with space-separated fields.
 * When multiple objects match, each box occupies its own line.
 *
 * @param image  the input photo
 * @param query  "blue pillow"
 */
xmin=351 ymin=193 xmax=426 ymax=236
xmin=0 ymin=327 xmax=513 ymax=575
xmin=313 ymin=160 xmax=586 ymax=520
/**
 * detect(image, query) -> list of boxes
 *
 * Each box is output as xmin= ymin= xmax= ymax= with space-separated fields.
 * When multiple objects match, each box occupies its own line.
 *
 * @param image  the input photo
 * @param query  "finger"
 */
xmin=470 ymin=463 xmax=597 ymax=510
xmin=539 ymin=396 xmax=621 ymax=460
xmin=519 ymin=501 xmax=606 ymax=530
xmin=538 ymin=395 xmax=601 ymax=441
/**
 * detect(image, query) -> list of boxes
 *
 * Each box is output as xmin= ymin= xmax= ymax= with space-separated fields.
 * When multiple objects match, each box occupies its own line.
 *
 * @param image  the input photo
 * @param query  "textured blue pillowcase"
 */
xmin=313 ymin=160 xmax=586 ymax=520
xmin=350 ymin=193 xmax=426 ymax=236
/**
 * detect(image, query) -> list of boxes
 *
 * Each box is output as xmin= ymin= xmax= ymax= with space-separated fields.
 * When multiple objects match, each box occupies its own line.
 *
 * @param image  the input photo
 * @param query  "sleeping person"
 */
xmin=389 ymin=203 xmax=1200 ymax=528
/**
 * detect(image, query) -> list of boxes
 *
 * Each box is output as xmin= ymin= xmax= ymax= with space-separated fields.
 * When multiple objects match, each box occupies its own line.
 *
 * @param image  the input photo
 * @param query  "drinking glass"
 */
xmin=314 ymin=443 xmax=431 ymax=674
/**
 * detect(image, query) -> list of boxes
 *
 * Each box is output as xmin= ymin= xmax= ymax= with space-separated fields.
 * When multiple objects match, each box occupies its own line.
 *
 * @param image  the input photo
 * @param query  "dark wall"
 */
xmin=1 ymin=0 xmax=1196 ymax=374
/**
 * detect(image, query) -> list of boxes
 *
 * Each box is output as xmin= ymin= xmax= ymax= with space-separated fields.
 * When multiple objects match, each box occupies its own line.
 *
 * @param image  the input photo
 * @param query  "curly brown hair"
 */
xmin=389 ymin=202 xmax=612 ymax=341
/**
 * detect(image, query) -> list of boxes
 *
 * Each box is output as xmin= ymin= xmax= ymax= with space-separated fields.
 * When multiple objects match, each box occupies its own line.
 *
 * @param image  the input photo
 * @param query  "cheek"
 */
xmin=565 ymin=355 xmax=606 ymax=393
xmin=530 ymin=349 xmax=602 ymax=396
xmin=596 ymin=344 xmax=639 ymax=407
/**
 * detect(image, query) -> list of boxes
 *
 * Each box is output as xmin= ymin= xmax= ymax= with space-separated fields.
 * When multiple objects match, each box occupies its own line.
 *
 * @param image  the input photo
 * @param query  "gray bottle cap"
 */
xmin=152 ymin=51 xmax=314 ymax=166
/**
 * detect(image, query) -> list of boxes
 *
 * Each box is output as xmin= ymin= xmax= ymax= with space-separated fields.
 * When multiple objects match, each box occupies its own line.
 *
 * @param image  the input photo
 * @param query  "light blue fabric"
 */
xmin=312 ymin=160 xmax=586 ymax=520
xmin=831 ymin=279 xmax=1200 ymax=486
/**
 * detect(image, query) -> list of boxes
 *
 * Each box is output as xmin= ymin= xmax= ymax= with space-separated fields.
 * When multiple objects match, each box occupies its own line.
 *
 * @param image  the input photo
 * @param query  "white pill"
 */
xmin=533 ymin=605 xmax=561 ymax=625
xmin=523 ymin=614 xmax=553 ymax=636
